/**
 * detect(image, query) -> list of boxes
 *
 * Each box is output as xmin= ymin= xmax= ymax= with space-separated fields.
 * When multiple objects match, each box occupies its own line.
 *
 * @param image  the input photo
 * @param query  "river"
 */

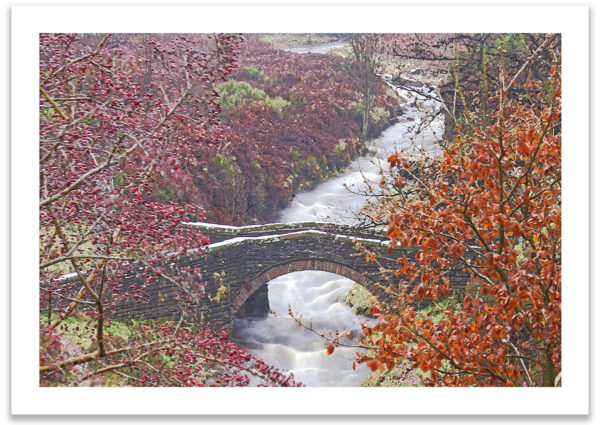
xmin=231 ymin=42 xmax=443 ymax=386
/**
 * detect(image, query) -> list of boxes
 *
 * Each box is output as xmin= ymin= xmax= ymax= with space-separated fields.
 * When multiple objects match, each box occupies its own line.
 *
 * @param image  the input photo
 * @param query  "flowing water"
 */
xmin=231 ymin=43 xmax=443 ymax=386
xmin=281 ymin=41 xmax=346 ymax=55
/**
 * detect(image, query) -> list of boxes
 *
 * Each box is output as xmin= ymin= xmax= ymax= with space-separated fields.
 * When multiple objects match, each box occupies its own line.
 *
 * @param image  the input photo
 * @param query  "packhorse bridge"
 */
xmin=111 ymin=222 xmax=469 ymax=330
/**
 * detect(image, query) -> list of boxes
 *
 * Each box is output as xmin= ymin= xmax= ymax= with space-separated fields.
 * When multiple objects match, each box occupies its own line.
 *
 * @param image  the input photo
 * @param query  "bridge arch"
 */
xmin=232 ymin=259 xmax=379 ymax=316
xmin=111 ymin=222 xmax=471 ymax=330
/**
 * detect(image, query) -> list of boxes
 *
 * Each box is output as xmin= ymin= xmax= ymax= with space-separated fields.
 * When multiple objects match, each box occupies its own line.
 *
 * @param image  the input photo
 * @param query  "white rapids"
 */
xmin=231 ymin=43 xmax=443 ymax=386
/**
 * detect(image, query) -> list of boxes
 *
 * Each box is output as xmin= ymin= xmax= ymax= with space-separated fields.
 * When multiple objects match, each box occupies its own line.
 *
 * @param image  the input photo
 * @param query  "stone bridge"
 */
xmin=111 ymin=222 xmax=469 ymax=330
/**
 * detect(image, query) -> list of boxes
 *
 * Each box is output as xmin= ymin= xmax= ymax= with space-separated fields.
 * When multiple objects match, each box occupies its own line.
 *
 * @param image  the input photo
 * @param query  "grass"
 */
xmin=40 ymin=311 xmax=135 ymax=385
xmin=41 ymin=312 xmax=210 ymax=386
xmin=361 ymin=360 xmax=421 ymax=387
xmin=40 ymin=224 xmax=94 ymax=275
xmin=415 ymin=293 xmax=462 ymax=324
xmin=259 ymin=33 xmax=344 ymax=49
xmin=41 ymin=312 xmax=134 ymax=349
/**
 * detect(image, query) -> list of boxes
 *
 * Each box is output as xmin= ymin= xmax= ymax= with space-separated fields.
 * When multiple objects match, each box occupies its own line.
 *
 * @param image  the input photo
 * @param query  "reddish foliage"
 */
xmin=39 ymin=33 xmax=300 ymax=386
xmin=170 ymin=38 xmax=400 ymax=224
xmin=358 ymin=35 xmax=561 ymax=387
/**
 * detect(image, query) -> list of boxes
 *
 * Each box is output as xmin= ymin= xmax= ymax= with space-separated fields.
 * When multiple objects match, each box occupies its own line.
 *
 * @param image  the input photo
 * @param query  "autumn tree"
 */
xmin=39 ymin=33 xmax=301 ymax=387
xmin=356 ymin=34 xmax=561 ymax=386
xmin=350 ymin=34 xmax=384 ymax=142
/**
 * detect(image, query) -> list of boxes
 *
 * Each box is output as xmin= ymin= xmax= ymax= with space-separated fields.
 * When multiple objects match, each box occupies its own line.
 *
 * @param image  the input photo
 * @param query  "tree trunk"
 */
xmin=480 ymin=41 xmax=489 ymax=126
xmin=541 ymin=345 xmax=557 ymax=386
xmin=362 ymin=83 xmax=370 ymax=141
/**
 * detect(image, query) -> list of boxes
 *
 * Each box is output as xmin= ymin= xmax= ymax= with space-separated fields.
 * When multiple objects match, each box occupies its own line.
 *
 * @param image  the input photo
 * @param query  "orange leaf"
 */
xmin=369 ymin=304 xmax=382 ymax=315
xmin=449 ymin=243 xmax=465 ymax=258
xmin=367 ymin=360 xmax=380 ymax=371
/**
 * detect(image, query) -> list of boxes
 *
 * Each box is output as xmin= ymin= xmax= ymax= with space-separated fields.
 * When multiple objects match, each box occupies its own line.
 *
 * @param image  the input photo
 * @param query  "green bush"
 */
xmin=334 ymin=139 xmax=347 ymax=153
xmin=216 ymin=80 xmax=264 ymax=112
xmin=351 ymin=101 xmax=365 ymax=114
xmin=264 ymin=96 xmax=289 ymax=116
xmin=241 ymin=66 xmax=271 ymax=84
xmin=216 ymin=80 xmax=289 ymax=117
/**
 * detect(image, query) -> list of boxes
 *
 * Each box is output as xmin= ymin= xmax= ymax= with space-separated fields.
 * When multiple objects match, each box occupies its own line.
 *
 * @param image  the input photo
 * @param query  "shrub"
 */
xmin=216 ymin=80 xmax=289 ymax=117
xmin=241 ymin=66 xmax=271 ymax=83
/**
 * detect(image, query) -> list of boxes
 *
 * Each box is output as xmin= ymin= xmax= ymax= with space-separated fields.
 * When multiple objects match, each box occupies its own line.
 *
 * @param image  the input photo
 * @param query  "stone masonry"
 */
xmin=110 ymin=222 xmax=471 ymax=331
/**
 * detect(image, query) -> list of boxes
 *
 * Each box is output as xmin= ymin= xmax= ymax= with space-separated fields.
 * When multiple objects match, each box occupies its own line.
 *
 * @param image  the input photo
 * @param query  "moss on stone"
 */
xmin=344 ymin=283 xmax=377 ymax=316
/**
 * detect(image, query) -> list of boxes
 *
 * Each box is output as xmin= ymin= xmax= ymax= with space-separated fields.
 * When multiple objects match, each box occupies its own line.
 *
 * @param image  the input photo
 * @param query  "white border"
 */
xmin=11 ymin=4 xmax=589 ymax=415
